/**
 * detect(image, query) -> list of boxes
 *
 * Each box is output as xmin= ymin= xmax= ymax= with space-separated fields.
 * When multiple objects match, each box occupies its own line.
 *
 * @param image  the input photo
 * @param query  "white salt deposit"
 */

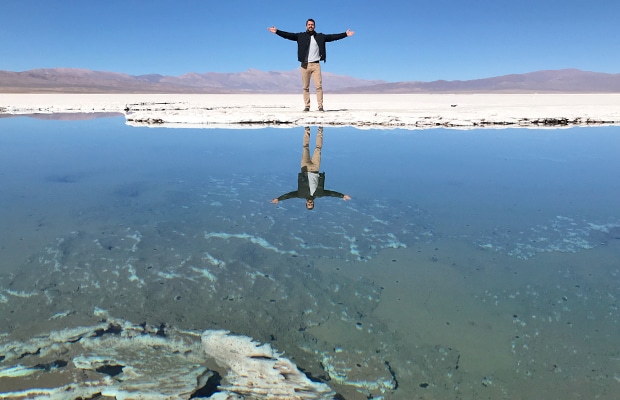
xmin=0 ymin=312 xmax=340 ymax=399
xmin=202 ymin=330 xmax=336 ymax=399
xmin=2 ymin=93 xmax=620 ymax=130
xmin=204 ymin=232 xmax=299 ymax=256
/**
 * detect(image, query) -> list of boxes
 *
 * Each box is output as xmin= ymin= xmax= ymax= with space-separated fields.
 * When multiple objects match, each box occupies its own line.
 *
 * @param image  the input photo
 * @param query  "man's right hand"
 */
xmin=267 ymin=26 xmax=277 ymax=33
xmin=271 ymin=198 xmax=279 ymax=204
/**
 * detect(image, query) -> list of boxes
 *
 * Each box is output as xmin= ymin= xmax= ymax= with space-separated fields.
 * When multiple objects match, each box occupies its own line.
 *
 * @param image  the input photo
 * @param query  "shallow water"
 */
xmin=1 ymin=116 xmax=619 ymax=399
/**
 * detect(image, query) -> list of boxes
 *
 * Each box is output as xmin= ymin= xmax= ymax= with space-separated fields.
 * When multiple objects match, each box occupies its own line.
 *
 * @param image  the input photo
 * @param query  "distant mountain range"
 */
xmin=1 ymin=68 xmax=619 ymax=94
xmin=0 ymin=68 xmax=383 ymax=94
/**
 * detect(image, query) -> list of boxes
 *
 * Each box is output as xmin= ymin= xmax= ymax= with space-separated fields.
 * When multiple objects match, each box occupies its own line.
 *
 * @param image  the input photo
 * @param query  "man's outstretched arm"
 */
xmin=267 ymin=26 xmax=297 ymax=41
xmin=323 ymin=29 xmax=355 ymax=42
xmin=271 ymin=191 xmax=299 ymax=204
xmin=322 ymin=190 xmax=352 ymax=200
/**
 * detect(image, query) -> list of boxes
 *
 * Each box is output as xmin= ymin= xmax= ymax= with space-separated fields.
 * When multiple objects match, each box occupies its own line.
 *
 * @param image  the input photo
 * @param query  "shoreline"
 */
xmin=2 ymin=93 xmax=620 ymax=129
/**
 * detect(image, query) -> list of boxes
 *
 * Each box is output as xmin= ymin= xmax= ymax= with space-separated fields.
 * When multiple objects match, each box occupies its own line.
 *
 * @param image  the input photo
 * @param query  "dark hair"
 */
xmin=306 ymin=19 xmax=315 ymax=25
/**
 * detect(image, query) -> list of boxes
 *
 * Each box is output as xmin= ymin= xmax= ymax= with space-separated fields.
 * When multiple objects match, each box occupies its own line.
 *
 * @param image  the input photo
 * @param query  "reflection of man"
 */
xmin=271 ymin=126 xmax=351 ymax=210
xmin=267 ymin=19 xmax=355 ymax=112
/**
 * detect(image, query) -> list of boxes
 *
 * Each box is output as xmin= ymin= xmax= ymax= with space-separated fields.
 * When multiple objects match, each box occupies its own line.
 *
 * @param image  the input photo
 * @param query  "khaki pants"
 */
xmin=301 ymin=126 xmax=323 ymax=172
xmin=301 ymin=62 xmax=323 ymax=109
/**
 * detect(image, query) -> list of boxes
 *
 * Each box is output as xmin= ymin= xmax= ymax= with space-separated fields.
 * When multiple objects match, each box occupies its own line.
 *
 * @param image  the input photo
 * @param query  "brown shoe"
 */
xmin=303 ymin=107 xmax=310 ymax=112
xmin=318 ymin=107 xmax=324 ymax=112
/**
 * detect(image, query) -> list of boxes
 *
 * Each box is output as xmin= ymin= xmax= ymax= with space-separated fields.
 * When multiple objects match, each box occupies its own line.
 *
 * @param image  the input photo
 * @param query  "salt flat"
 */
xmin=2 ymin=93 xmax=620 ymax=129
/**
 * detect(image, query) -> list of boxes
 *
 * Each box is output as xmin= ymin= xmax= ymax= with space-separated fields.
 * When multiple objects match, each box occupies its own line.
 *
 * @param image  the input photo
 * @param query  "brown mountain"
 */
xmin=335 ymin=69 xmax=620 ymax=93
xmin=0 ymin=68 xmax=384 ymax=94
xmin=1 ymin=68 xmax=619 ymax=94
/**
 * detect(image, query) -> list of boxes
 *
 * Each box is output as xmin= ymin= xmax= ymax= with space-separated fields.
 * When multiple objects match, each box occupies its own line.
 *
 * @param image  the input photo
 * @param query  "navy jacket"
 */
xmin=276 ymin=172 xmax=346 ymax=201
xmin=276 ymin=30 xmax=348 ymax=62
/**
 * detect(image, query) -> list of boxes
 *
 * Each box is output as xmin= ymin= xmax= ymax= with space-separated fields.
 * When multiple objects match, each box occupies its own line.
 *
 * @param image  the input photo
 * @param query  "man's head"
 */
xmin=305 ymin=197 xmax=315 ymax=210
xmin=306 ymin=19 xmax=315 ymax=33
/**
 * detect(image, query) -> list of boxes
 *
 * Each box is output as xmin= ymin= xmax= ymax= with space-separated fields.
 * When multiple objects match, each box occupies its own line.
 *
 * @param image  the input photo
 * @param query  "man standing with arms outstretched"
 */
xmin=268 ymin=19 xmax=355 ymax=112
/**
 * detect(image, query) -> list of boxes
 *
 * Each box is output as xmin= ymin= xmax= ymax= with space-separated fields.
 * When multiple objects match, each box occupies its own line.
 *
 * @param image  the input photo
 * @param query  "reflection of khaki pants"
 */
xmin=301 ymin=62 xmax=323 ymax=109
xmin=301 ymin=126 xmax=323 ymax=172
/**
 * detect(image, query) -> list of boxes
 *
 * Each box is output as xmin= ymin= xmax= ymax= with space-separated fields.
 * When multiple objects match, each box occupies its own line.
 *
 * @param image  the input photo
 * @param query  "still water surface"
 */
xmin=1 ymin=116 xmax=619 ymax=399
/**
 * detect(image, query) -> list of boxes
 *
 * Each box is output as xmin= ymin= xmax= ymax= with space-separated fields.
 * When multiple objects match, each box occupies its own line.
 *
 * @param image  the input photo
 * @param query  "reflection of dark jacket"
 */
xmin=275 ymin=30 xmax=348 ymax=62
xmin=276 ymin=172 xmax=346 ymax=201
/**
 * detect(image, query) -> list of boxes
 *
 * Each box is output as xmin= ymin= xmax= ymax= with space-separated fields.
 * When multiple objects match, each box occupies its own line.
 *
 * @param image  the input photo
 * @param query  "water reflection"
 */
xmin=0 ymin=112 xmax=122 ymax=120
xmin=0 ymin=118 xmax=619 ymax=399
xmin=271 ymin=127 xmax=351 ymax=210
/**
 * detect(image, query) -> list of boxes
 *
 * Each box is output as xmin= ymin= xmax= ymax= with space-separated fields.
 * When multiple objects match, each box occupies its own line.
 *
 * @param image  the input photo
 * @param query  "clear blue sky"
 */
xmin=2 ymin=0 xmax=618 ymax=82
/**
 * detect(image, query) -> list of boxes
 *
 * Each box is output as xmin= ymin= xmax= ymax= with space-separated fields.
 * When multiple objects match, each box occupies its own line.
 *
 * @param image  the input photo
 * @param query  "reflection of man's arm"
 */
xmin=271 ymin=191 xmax=299 ymax=204
xmin=322 ymin=190 xmax=352 ymax=201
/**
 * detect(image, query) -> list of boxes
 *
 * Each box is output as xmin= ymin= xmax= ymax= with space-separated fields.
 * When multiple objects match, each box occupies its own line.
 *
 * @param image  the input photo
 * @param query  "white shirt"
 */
xmin=308 ymin=172 xmax=320 ymax=195
xmin=307 ymin=35 xmax=320 ymax=62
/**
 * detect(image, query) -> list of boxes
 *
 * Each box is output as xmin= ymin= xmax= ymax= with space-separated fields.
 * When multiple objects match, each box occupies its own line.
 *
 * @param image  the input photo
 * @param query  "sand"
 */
xmin=2 ymin=93 xmax=620 ymax=129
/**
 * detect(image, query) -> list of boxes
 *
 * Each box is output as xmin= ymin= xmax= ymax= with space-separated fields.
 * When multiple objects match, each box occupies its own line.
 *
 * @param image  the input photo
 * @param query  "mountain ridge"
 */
xmin=1 ymin=68 xmax=619 ymax=94
xmin=336 ymin=69 xmax=620 ymax=93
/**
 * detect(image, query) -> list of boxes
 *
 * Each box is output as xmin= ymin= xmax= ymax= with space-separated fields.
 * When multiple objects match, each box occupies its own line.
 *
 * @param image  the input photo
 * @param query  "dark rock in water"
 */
xmin=96 ymin=364 xmax=124 ymax=377
xmin=190 ymin=370 xmax=222 ymax=398
xmin=34 ymin=359 xmax=68 ymax=372
xmin=93 ymin=324 xmax=123 ymax=337
xmin=156 ymin=323 xmax=167 ymax=337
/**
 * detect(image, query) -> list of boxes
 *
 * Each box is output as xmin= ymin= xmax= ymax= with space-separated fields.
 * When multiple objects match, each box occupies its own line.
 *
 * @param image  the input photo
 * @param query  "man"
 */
xmin=271 ymin=126 xmax=351 ymax=210
xmin=268 ymin=19 xmax=355 ymax=112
